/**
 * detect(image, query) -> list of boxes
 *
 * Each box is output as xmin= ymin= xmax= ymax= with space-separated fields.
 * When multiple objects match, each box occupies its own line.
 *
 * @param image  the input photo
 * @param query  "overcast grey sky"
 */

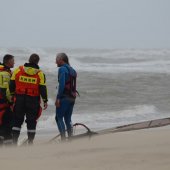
xmin=0 ymin=0 xmax=169 ymax=49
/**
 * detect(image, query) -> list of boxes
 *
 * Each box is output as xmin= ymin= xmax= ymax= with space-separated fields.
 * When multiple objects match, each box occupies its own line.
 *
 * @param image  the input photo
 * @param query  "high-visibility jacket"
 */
xmin=13 ymin=65 xmax=42 ymax=96
xmin=0 ymin=64 xmax=12 ymax=125
xmin=10 ymin=64 xmax=48 ymax=103
xmin=0 ymin=64 xmax=12 ymax=101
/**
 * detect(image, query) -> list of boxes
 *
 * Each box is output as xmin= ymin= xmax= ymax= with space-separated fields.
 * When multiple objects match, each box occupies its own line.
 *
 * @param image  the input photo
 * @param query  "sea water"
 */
xmin=1 ymin=48 xmax=170 ymax=136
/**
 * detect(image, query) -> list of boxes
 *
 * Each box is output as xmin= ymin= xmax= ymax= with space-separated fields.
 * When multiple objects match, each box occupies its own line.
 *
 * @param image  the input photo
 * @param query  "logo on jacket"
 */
xmin=19 ymin=76 xmax=37 ymax=84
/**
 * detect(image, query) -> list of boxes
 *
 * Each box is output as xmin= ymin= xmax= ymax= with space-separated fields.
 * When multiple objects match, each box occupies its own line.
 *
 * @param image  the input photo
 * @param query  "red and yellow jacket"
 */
xmin=10 ymin=63 xmax=48 ymax=103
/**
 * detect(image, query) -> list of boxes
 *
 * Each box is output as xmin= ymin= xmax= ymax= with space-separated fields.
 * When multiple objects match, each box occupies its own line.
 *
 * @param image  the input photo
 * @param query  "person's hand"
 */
xmin=43 ymin=102 xmax=48 ymax=110
xmin=9 ymin=95 xmax=14 ymax=104
xmin=55 ymin=99 xmax=60 ymax=108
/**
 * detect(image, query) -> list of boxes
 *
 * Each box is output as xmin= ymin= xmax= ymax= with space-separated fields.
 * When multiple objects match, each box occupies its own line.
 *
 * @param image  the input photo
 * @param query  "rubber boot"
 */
xmin=67 ymin=129 xmax=73 ymax=141
xmin=67 ymin=123 xmax=73 ymax=141
xmin=28 ymin=140 xmax=33 ymax=145
xmin=60 ymin=133 xmax=66 ymax=142
xmin=27 ymin=132 xmax=35 ymax=145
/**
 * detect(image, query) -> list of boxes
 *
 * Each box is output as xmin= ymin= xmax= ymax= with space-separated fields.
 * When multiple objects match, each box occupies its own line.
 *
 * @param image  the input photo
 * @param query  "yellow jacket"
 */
xmin=0 ymin=64 xmax=12 ymax=102
xmin=10 ymin=63 xmax=48 ymax=103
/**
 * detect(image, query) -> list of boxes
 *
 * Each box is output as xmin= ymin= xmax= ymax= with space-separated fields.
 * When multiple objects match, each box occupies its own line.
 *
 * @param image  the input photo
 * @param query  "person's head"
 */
xmin=56 ymin=53 xmax=70 ymax=67
xmin=29 ymin=53 xmax=40 ymax=65
xmin=3 ymin=54 xmax=15 ymax=68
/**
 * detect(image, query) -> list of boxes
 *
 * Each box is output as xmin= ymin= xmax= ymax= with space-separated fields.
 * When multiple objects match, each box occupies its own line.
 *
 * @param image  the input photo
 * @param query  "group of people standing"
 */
xmin=0 ymin=52 xmax=77 ymax=146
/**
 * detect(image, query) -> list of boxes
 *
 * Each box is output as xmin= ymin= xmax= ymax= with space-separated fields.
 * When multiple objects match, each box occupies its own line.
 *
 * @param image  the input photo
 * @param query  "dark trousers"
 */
xmin=12 ymin=95 xmax=41 ymax=144
xmin=0 ymin=107 xmax=13 ymax=141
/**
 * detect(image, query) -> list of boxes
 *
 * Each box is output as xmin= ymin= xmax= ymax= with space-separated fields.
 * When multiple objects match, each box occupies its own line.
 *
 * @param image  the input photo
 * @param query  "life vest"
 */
xmin=63 ymin=66 xmax=78 ymax=98
xmin=15 ymin=66 xmax=40 ymax=96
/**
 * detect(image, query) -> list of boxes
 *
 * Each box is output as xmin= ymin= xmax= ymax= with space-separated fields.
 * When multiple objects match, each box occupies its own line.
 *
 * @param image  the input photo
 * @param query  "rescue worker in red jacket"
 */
xmin=0 ymin=54 xmax=15 ymax=144
xmin=9 ymin=53 xmax=48 ymax=145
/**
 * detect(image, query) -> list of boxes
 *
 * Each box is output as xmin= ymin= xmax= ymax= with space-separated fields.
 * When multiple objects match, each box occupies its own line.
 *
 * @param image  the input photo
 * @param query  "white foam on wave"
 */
xmin=41 ymin=58 xmax=170 ymax=74
xmin=38 ymin=49 xmax=170 ymax=74
xmin=1 ymin=48 xmax=170 ymax=74
xmin=37 ymin=115 xmax=56 ymax=130
xmin=72 ymin=105 xmax=162 ymax=130
xmin=33 ymin=104 xmax=166 ymax=133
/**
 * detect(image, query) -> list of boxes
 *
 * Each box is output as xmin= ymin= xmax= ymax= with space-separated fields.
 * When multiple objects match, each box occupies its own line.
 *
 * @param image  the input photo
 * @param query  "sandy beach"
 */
xmin=0 ymin=127 xmax=170 ymax=170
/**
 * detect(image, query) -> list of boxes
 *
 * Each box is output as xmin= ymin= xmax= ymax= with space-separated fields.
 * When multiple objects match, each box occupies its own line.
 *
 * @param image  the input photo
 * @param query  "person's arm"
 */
xmin=9 ymin=68 xmax=20 ymax=95
xmin=57 ymin=67 xmax=66 ymax=99
xmin=38 ymin=71 xmax=48 ymax=110
xmin=55 ymin=67 xmax=66 ymax=108
xmin=40 ymin=85 xmax=48 ymax=109
xmin=9 ymin=80 xmax=16 ymax=95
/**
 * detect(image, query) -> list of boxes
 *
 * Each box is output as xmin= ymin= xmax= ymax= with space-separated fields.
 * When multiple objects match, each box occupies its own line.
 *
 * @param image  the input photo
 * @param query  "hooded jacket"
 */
xmin=10 ymin=63 xmax=48 ymax=103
